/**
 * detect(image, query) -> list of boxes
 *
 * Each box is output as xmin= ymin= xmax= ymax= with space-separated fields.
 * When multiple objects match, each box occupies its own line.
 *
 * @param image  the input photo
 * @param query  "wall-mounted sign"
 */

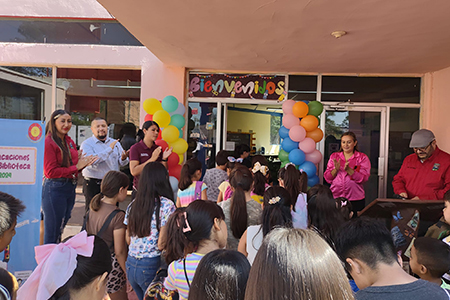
xmin=189 ymin=73 xmax=287 ymax=100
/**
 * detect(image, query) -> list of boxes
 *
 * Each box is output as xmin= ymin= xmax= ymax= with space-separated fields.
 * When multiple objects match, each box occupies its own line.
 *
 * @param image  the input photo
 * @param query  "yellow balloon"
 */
xmin=170 ymin=138 xmax=188 ymax=155
xmin=153 ymin=110 xmax=171 ymax=128
xmin=143 ymin=98 xmax=162 ymax=115
xmin=162 ymin=125 xmax=179 ymax=143
xmin=178 ymin=153 xmax=184 ymax=165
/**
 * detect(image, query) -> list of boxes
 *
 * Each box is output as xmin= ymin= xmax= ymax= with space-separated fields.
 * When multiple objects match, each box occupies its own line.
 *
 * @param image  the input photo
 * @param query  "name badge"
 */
xmin=432 ymin=163 xmax=440 ymax=171
xmin=141 ymin=153 xmax=149 ymax=157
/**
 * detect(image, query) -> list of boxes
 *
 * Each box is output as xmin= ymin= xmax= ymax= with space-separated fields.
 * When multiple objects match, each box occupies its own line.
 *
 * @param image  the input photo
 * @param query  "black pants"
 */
xmin=83 ymin=178 xmax=102 ymax=212
xmin=351 ymin=199 xmax=366 ymax=218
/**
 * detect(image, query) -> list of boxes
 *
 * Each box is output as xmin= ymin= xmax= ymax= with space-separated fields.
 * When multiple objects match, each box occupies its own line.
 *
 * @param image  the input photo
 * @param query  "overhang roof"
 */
xmin=97 ymin=0 xmax=450 ymax=74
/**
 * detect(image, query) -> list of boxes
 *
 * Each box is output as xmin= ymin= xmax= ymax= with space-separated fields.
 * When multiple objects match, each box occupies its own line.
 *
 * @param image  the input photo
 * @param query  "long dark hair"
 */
xmin=339 ymin=131 xmax=359 ymax=152
xmin=179 ymin=158 xmax=202 ymax=191
xmin=260 ymin=187 xmax=292 ymax=237
xmin=142 ymin=120 xmax=160 ymax=132
xmin=90 ymin=171 xmax=129 ymax=212
xmin=307 ymin=185 xmax=345 ymax=246
xmin=278 ymin=164 xmax=308 ymax=211
xmin=189 ymin=249 xmax=251 ymax=300
xmin=163 ymin=207 xmax=190 ymax=264
xmin=168 ymin=200 xmax=225 ymax=262
xmin=230 ymin=166 xmax=253 ymax=239
xmin=251 ymin=162 xmax=268 ymax=197
xmin=49 ymin=235 xmax=112 ymax=300
xmin=128 ymin=162 xmax=174 ymax=238
xmin=47 ymin=109 xmax=72 ymax=168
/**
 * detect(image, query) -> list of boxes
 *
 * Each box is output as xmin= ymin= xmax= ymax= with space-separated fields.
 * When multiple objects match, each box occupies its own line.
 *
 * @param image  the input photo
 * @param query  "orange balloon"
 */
xmin=306 ymin=128 xmax=324 ymax=142
xmin=300 ymin=115 xmax=319 ymax=132
xmin=292 ymin=102 xmax=309 ymax=118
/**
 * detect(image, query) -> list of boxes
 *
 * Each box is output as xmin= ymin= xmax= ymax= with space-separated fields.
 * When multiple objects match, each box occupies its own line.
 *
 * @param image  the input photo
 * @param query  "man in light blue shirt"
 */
xmin=80 ymin=118 xmax=129 ymax=211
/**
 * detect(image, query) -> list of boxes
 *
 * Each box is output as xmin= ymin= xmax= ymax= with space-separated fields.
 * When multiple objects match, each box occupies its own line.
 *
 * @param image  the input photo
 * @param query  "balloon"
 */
xmin=299 ymin=161 xmax=317 ymax=178
xmin=156 ymin=129 xmax=162 ymax=141
xmin=279 ymin=126 xmax=290 ymax=139
xmin=300 ymin=115 xmax=319 ymax=132
xmin=278 ymin=149 xmax=289 ymax=162
xmin=302 ymin=100 xmax=310 ymax=104
xmin=289 ymin=125 xmax=307 ymax=142
xmin=305 ymin=149 xmax=323 ymax=164
xmin=143 ymin=98 xmax=162 ymax=115
xmin=282 ymin=114 xmax=300 ymax=129
xmin=171 ymin=102 xmax=186 ymax=116
xmin=162 ymin=95 xmax=179 ymax=113
xmin=299 ymin=137 xmax=316 ymax=154
xmin=169 ymin=114 xmax=185 ymax=129
xmin=169 ymin=164 xmax=182 ymax=180
xmin=292 ymin=101 xmax=309 ymax=118
xmin=155 ymin=139 xmax=168 ymax=151
xmin=282 ymin=100 xmax=296 ymax=114
xmin=170 ymin=138 xmax=188 ymax=154
xmin=179 ymin=130 xmax=184 ymax=138
xmin=169 ymin=176 xmax=179 ymax=192
xmin=281 ymin=137 xmax=299 ymax=153
xmin=280 ymin=161 xmax=287 ymax=169
xmin=307 ymin=175 xmax=320 ymax=187
xmin=308 ymin=101 xmax=323 ymax=117
xmin=167 ymin=152 xmax=180 ymax=168
xmin=306 ymin=128 xmax=324 ymax=143
xmin=162 ymin=125 xmax=179 ymax=143
xmin=153 ymin=110 xmax=171 ymax=128
xmin=144 ymin=114 xmax=153 ymax=122
xmin=289 ymin=149 xmax=306 ymax=166
xmin=178 ymin=153 xmax=184 ymax=165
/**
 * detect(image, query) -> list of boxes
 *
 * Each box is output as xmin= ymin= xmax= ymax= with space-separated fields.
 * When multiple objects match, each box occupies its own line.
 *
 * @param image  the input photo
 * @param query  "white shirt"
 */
xmin=80 ymin=136 xmax=129 ymax=179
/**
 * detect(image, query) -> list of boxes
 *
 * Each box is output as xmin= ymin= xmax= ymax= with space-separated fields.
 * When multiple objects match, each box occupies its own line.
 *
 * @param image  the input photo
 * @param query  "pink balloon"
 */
xmin=306 ymin=149 xmax=323 ymax=164
xmin=299 ymin=137 xmax=316 ymax=154
xmin=282 ymin=114 xmax=300 ymax=129
xmin=289 ymin=125 xmax=307 ymax=142
xmin=282 ymin=100 xmax=296 ymax=114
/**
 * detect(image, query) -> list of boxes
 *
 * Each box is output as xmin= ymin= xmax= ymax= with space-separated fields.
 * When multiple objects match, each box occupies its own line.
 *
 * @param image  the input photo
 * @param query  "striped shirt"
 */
xmin=177 ymin=182 xmax=207 ymax=207
xmin=164 ymin=252 xmax=205 ymax=299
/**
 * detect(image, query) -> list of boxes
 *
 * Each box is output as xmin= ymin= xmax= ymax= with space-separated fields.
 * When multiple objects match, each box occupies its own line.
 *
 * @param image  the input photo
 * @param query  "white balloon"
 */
xmin=170 ymin=103 xmax=186 ymax=116
xmin=169 ymin=176 xmax=179 ymax=192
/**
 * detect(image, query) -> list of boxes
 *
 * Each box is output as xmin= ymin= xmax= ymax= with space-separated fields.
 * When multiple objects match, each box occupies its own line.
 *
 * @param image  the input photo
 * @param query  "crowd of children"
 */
xmin=3 ymin=143 xmax=450 ymax=300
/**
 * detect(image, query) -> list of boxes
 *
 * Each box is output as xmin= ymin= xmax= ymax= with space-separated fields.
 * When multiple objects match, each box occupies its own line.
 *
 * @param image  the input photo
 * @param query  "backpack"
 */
xmin=194 ymin=181 xmax=203 ymax=200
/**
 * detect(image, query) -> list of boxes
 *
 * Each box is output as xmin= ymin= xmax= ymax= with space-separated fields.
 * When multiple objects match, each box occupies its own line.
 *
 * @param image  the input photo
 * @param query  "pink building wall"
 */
xmin=423 ymin=66 xmax=450 ymax=153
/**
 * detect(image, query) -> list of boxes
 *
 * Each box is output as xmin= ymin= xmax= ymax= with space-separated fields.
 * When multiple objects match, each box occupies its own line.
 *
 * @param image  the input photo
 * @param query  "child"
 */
xmin=336 ymin=197 xmax=354 ymax=221
xmin=0 ymin=192 xmax=25 ymax=252
xmin=164 ymin=200 xmax=228 ymax=300
xmin=0 ymin=268 xmax=15 ymax=300
xmin=219 ymin=166 xmax=262 ymax=250
xmin=217 ymin=157 xmax=239 ymax=203
xmin=409 ymin=237 xmax=450 ymax=290
xmin=203 ymin=150 xmax=228 ymax=202
xmin=85 ymin=170 xmax=129 ymax=300
xmin=125 ymin=162 xmax=176 ymax=300
xmin=278 ymin=163 xmax=308 ymax=229
xmin=235 ymin=144 xmax=252 ymax=168
xmin=238 ymin=186 xmax=293 ymax=264
xmin=425 ymin=190 xmax=450 ymax=239
xmin=177 ymin=158 xmax=207 ymax=207
xmin=250 ymin=161 xmax=270 ymax=204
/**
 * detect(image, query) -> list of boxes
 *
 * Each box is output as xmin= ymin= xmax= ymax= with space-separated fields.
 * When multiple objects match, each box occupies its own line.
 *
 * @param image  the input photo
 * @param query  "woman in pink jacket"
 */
xmin=324 ymin=132 xmax=371 ymax=216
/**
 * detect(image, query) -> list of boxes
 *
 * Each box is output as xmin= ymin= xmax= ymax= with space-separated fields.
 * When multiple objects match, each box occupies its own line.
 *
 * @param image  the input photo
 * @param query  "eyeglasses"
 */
xmin=413 ymin=141 xmax=433 ymax=152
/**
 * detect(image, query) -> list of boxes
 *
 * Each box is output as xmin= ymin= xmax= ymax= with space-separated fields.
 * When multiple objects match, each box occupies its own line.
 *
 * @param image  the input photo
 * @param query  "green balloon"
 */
xmin=169 ymin=114 xmax=185 ymax=129
xmin=278 ymin=149 xmax=289 ymax=162
xmin=280 ymin=161 xmax=287 ymax=169
xmin=308 ymin=101 xmax=323 ymax=117
xmin=162 ymin=95 xmax=179 ymax=113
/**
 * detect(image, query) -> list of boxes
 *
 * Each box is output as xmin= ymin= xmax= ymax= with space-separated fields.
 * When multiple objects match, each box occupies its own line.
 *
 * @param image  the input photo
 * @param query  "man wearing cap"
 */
xmin=393 ymin=129 xmax=450 ymax=200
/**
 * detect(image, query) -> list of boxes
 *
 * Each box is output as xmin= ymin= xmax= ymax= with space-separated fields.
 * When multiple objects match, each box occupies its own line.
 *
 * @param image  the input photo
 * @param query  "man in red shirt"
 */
xmin=393 ymin=129 xmax=450 ymax=200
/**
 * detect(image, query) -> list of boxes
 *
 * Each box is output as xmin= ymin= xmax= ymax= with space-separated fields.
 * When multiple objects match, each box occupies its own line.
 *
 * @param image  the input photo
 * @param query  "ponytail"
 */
xmin=89 ymin=171 xmax=129 ymax=212
xmin=229 ymin=167 xmax=253 ymax=239
xmin=278 ymin=165 xmax=308 ymax=211
xmin=163 ymin=208 xmax=190 ymax=264
xmin=179 ymin=158 xmax=202 ymax=191
xmin=261 ymin=187 xmax=292 ymax=236
xmin=252 ymin=162 xmax=269 ymax=197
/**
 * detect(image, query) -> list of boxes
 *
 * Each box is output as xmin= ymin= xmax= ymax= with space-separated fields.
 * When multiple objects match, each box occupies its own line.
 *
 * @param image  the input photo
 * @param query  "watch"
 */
xmin=162 ymin=158 xmax=168 ymax=162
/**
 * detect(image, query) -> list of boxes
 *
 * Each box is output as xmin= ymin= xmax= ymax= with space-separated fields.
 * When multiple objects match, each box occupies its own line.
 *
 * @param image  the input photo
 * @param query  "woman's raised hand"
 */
xmin=163 ymin=147 xmax=173 ymax=160
xmin=333 ymin=159 xmax=340 ymax=171
xmin=76 ymin=154 xmax=98 ymax=170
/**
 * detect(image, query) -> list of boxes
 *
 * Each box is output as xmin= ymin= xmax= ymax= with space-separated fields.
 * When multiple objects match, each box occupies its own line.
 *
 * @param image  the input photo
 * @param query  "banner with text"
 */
xmin=188 ymin=73 xmax=287 ymax=100
xmin=0 ymin=119 xmax=44 ymax=282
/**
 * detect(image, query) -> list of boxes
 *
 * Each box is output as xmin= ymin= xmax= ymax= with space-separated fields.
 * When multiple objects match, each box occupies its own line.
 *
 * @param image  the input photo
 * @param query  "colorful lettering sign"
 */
xmin=188 ymin=73 xmax=287 ymax=100
xmin=0 ymin=147 xmax=37 ymax=184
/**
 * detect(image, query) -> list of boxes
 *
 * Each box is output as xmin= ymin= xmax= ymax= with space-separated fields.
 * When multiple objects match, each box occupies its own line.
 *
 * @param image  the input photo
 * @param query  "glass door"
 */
xmin=319 ymin=105 xmax=387 ymax=203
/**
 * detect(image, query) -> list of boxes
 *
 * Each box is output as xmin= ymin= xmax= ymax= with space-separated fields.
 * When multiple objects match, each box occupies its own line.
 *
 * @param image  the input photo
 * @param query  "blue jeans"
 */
xmin=42 ymin=179 xmax=76 ymax=244
xmin=126 ymin=255 xmax=161 ymax=300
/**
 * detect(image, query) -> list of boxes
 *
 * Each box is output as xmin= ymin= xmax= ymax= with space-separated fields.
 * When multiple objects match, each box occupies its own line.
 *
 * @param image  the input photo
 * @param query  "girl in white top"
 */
xmin=238 ymin=186 xmax=293 ymax=264
xmin=278 ymin=163 xmax=308 ymax=229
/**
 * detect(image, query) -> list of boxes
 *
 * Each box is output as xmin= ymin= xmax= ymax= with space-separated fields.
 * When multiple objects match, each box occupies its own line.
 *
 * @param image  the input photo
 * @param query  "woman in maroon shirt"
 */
xmin=42 ymin=110 xmax=96 ymax=244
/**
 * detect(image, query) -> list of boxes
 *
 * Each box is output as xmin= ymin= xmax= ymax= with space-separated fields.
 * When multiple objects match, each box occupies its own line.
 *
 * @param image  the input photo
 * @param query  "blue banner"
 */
xmin=0 ymin=119 xmax=45 ymax=282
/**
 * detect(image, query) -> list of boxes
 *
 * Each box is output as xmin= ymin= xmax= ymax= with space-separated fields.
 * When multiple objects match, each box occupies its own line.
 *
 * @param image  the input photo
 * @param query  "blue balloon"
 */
xmin=281 ymin=137 xmax=299 ymax=153
xmin=302 ymin=100 xmax=310 ymax=104
xmin=299 ymin=161 xmax=317 ymax=178
xmin=288 ymin=149 xmax=306 ymax=166
xmin=279 ymin=126 xmax=289 ymax=139
xmin=307 ymin=175 xmax=320 ymax=187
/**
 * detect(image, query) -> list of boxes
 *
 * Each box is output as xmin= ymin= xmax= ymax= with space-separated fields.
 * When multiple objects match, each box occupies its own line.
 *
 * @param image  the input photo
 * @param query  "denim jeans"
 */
xmin=126 ymin=255 xmax=161 ymax=300
xmin=42 ymin=179 xmax=76 ymax=244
